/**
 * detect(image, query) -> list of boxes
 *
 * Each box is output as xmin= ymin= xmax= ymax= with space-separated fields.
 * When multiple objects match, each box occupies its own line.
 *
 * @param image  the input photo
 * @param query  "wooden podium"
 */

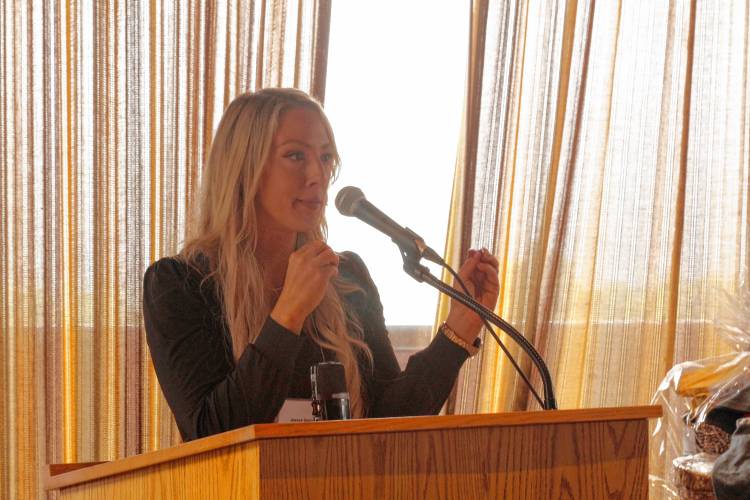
xmin=45 ymin=406 xmax=661 ymax=499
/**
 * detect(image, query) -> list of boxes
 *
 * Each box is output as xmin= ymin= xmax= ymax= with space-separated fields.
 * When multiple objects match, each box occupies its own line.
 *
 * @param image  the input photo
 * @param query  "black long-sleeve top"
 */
xmin=142 ymin=251 xmax=469 ymax=441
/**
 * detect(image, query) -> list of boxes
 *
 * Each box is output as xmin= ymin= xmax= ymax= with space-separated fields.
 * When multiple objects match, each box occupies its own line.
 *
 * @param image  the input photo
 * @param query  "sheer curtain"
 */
xmin=441 ymin=0 xmax=749 ymax=415
xmin=0 ymin=1 xmax=330 ymax=498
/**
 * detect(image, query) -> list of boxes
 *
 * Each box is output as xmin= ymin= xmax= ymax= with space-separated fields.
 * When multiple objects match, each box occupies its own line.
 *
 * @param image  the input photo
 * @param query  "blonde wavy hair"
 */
xmin=180 ymin=88 xmax=372 ymax=417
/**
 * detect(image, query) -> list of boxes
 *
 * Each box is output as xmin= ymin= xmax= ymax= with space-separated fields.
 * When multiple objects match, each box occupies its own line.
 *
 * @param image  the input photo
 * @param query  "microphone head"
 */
xmin=335 ymin=186 xmax=366 ymax=217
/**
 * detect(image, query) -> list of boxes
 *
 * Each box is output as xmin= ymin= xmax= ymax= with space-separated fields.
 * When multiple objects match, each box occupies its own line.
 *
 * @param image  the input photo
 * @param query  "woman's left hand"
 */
xmin=445 ymin=248 xmax=500 ymax=344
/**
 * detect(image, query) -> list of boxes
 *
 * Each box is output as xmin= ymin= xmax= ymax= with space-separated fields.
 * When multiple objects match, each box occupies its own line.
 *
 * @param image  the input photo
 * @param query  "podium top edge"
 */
xmin=45 ymin=405 xmax=662 ymax=491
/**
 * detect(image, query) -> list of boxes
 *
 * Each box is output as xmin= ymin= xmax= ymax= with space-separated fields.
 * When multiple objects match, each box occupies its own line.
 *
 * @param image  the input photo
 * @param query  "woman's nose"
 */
xmin=305 ymin=158 xmax=329 ymax=185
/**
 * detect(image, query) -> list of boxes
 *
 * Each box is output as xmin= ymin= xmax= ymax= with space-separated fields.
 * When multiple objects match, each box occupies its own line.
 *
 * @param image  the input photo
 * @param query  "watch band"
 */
xmin=440 ymin=321 xmax=481 ymax=356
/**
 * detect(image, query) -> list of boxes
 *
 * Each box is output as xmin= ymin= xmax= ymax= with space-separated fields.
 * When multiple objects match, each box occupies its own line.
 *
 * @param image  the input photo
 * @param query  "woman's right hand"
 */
xmin=271 ymin=240 xmax=339 ymax=334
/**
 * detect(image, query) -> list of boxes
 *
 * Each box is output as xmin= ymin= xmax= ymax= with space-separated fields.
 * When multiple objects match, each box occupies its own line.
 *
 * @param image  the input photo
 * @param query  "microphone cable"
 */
xmin=440 ymin=261 xmax=546 ymax=410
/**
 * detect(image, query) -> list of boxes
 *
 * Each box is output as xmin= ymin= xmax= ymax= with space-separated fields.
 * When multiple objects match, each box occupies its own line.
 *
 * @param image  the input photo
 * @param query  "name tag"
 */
xmin=276 ymin=398 xmax=316 ymax=423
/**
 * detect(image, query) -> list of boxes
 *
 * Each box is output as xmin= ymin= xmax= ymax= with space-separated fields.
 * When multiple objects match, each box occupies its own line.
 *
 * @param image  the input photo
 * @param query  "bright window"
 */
xmin=324 ymin=2 xmax=469 ymax=328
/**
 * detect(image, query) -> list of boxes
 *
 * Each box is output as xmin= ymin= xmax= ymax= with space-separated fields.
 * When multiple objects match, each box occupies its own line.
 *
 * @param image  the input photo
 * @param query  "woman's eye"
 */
xmin=321 ymin=153 xmax=333 ymax=164
xmin=285 ymin=151 xmax=305 ymax=161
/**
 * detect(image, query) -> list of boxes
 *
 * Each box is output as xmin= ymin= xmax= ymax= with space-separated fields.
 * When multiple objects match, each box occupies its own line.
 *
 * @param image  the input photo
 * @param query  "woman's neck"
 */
xmin=255 ymin=225 xmax=297 ymax=291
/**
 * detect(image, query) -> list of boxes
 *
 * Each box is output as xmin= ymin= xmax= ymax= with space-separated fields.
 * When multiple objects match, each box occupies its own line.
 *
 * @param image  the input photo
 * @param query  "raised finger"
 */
xmin=459 ymin=252 xmax=481 ymax=275
xmin=313 ymin=243 xmax=334 ymax=258
xmin=324 ymin=263 xmax=339 ymax=278
xmin=315 ymin=247 xmax=339 ymax=267
xmin=476 ymin=262 xmax=499 ymax=279
xmin=479 ymin=249 xmax=499 ymax=266
xmin=296 ymin=239 xmax=327 ymax=256
xmin=474 ymin=268 xmax=499 ymax=293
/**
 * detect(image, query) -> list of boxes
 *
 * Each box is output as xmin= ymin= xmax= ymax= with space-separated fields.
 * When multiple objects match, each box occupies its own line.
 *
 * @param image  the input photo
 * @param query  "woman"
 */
xmin=142 ymin=88 xmax=499 ymax=441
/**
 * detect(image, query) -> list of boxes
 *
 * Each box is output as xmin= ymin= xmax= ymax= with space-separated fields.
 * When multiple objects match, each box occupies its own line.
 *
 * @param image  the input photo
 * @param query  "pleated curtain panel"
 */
xmin=2 ymin=0 xmax=750 ymax=499
xmin=440 ymin=0 xmax=750 ymax=417
xmin=0 ymin=1 xmax=331 ymax=497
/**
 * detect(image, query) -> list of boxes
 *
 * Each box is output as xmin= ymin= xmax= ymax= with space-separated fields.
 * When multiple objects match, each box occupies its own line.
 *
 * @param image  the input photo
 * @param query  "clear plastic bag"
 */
xmin=650 ymin=287 xmax=750 ymax=499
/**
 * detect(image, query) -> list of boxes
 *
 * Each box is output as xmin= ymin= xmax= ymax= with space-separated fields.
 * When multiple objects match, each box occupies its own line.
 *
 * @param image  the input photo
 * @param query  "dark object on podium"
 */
xmin=310 ymin=361 xmax=351 ymax=421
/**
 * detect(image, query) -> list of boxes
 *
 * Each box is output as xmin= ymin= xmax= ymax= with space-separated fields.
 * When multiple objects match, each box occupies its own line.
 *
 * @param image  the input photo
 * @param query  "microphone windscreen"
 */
xmin=311 ymin=362 xmax=347 ymax=398
xmin=335 ymin=186 xmax=365 ymax=216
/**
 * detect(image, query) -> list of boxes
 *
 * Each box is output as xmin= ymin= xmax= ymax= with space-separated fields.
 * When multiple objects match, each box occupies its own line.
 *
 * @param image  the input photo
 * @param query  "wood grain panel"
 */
xmin=57 ymin=443 xmax=260 ymax=500
xmin=258 ymin=420 xmax=648 ymax=499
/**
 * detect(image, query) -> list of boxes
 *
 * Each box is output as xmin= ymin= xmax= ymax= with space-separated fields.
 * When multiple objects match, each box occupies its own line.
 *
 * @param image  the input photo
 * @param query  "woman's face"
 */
xmin=255 ymin=106 xmax=336 ymax=236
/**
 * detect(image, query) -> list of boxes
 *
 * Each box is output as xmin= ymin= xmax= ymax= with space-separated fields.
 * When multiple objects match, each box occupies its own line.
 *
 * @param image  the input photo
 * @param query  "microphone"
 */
xmin=336 ymin=187 xmax=557 ymax=410
xmin=335 ymin=186 xmax=444 ymax=264
xmin=310 ymin=362 xmax=351 ymax=421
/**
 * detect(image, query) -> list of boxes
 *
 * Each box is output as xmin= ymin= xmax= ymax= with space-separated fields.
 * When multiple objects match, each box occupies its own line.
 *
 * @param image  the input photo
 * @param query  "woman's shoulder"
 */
xmin=337 ymin=251 xmax=373 ymax=286
xmin=337 ymin=250 xmax=385 ymax=313
xmin=335 ymin=252 xmax=391 ymax=353
xmin=143 ymin=254 xmax=215 ymax=304
xmin=145 ymin=252 xmax=211 ymax=278
xmin=145 ymin=256 xmax=195 ymax=284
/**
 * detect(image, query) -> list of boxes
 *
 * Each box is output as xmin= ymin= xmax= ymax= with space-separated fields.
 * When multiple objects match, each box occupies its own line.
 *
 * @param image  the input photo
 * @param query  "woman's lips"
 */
xmin=296 ymin=199 xmax=323 ymax=211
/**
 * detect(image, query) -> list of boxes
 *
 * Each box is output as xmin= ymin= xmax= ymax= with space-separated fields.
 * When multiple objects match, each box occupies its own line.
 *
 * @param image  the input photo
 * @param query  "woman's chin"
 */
xmin=292 ymin=210 xmax=324 ymax=232
xmin=290 ymin=217 xmax=323 ymax=234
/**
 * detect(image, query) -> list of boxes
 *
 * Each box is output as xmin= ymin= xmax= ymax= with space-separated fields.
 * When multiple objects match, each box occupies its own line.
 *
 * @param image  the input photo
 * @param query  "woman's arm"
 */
xmin=367 ymin=320 xmax=470 ymax=417
xmin=143 ymin=257 xmax=304 ymax=440
xmin=340 ymin=252 xmax=471 ymax=417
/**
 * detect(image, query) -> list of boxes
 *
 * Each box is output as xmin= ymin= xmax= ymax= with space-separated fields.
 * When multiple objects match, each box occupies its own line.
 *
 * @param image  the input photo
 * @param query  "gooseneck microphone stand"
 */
xmin=396 ymin=239 xmax=558 ymax=411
